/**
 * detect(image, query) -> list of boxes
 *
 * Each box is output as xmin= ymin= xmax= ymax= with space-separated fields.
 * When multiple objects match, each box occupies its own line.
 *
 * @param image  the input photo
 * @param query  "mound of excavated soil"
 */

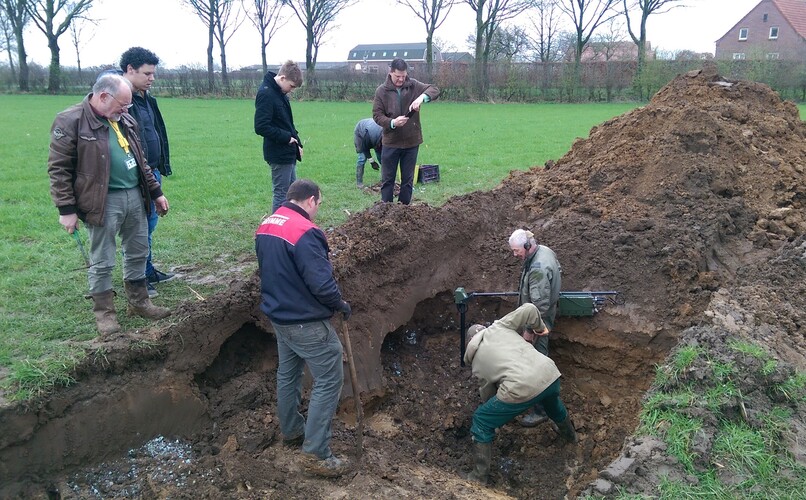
xmin=1 ymin=66 xmax=804 ymax=499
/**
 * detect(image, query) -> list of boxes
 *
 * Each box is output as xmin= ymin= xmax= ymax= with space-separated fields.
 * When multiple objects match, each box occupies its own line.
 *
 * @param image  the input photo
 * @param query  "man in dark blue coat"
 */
xmin=120 ymin=47 xmax=176 ymax=297
xmin=254 ymin=60 xmax=304 ymax=212
xmin=255 ymin=179 xmax=352 ymax=478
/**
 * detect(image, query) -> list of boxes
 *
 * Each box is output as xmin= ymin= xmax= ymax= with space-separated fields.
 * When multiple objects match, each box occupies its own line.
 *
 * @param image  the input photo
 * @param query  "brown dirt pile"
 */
xmin=1 ymin=66 xmax=804 ymax=498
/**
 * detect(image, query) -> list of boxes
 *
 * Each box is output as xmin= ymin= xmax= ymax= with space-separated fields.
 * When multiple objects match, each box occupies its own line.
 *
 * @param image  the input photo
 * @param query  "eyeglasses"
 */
xmin=109 ymin=93 xmax=133 ymax=110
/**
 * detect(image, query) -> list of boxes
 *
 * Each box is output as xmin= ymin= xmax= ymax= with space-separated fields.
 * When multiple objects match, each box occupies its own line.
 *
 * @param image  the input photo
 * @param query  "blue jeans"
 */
xmin=356 ymin=152 xmax=368 ymax=185
xmin=380 ymin=145 xmax=419 ymax=204
xmin=269 ymin=161 xmax=297 ymax=213
xmin=145 ymin=169 xmax=161 ymax=277
xmin=470 ymin=379 xmax=567 ymax=443
xmin=271 ymin=319 xmax=344 ymax=459
xmin=86 ymin=188 xmax=148 ymax=294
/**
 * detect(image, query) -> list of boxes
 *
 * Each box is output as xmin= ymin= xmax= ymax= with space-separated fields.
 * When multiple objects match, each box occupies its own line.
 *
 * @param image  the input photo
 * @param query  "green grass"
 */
xmin=0 ymin=95 xmax=636 ymax=400
xmin=637 ymin=338 xmax=806 ymax=499
xmin=654 ymin=344 xmax=703 ymax=387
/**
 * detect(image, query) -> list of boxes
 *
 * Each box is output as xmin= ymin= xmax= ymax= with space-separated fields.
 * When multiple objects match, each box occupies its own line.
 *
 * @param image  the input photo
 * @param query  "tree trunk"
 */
xmin=425 ymin=34 xmax=433 ymax=79
xmin=16 ymin=40 xmax=27 ymax=91
xmin=220 ymin=49 xmax=229 ymax=87
xmin=206 ymin=26 xmax=215 ymax=93
xmin=305 ymin=24 xmax=315 ymax=88
xmin=47 ymin=35 xmax=60 ymax=93
xmin=261 ymin=33 xmax=268 ymax=74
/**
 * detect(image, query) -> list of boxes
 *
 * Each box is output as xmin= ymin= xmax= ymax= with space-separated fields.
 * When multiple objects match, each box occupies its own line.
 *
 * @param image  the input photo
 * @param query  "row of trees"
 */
xmin=6 ymin=58 xmax=805 ymax=104
xmin=1 ymin=0 xmax=688 ymax=97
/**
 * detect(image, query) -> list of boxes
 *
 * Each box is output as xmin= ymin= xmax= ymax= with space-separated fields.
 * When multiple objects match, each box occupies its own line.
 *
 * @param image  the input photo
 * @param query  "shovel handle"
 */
xmin=342 ymin=322 xmax=363 ymax=460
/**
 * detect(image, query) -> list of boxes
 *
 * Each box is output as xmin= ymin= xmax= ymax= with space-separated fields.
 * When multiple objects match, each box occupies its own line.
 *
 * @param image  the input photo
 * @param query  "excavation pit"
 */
xmin=36 ymin=292 xmax=675 ymax=499
xmin=375 ymin=293 xmax=676 ymax=496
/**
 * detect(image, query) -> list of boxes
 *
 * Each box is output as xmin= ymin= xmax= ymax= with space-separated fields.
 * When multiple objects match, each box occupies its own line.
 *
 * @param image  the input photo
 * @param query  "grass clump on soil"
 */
xmin=1 ymin=346 xmax=83 ymax=401
xmin=637 ymin=337 xmax=806 ymax=499
xmin=0 ymin=95 xmax=636 ymax=401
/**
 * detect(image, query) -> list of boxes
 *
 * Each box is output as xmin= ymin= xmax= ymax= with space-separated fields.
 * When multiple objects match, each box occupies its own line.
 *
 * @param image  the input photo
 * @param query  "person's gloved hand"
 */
xmin=337 ymin=300 xmax=352 ymax=321
xmin=370 ymin=160 xmax=379 ymax=170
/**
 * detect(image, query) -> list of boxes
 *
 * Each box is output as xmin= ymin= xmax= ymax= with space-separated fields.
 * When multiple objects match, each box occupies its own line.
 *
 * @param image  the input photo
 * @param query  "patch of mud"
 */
xmin=1 ymin=65 xmax=805 ymax=498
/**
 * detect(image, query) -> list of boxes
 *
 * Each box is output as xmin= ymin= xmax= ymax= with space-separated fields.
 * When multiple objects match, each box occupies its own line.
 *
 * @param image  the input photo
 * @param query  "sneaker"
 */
xmin=302 ymin=454 xmax=350 ymax=478
xmin=357 ymin=182 xmax=364 ymax=189
xmin=147 ymin=281 xmax=159 ymax=298
xmin=147 ymin=268 xmax=176 ymax=284
xmin=282 ymin=433 xmax=304 ymax=448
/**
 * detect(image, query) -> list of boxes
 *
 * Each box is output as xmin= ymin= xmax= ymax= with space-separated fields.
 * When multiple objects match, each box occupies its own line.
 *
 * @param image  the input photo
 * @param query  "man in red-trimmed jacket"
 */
xmin=255 ymin=178 xmax=352 ymax=478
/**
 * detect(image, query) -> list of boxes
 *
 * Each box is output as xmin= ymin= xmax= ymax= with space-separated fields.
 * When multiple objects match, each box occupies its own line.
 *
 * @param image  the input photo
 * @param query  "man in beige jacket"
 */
xmin=463 ymin=303 xmax=576 ymax=484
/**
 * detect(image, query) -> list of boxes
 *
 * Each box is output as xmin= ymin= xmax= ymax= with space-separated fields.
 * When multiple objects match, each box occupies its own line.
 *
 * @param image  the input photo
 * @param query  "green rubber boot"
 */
xmin=466 ymin=441 xmax=492 ymax=484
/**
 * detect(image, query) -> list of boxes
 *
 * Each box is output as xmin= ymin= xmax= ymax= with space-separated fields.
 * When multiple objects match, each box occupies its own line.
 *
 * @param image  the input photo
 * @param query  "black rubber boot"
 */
xmin=466 ymin=441 xmax=492 ymax=484
xmin=556 ymin=417 xmax=577 ymax=444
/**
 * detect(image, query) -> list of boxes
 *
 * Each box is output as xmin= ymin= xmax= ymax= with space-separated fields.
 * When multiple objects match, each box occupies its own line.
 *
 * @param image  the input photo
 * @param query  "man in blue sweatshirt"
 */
xmin=255 ymin=179 xmax=352 ymax=478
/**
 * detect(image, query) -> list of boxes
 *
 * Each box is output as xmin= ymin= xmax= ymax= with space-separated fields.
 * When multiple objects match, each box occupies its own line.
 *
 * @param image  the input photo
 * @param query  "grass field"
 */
xmin=0 ymin=94 xmax=672 ymax=399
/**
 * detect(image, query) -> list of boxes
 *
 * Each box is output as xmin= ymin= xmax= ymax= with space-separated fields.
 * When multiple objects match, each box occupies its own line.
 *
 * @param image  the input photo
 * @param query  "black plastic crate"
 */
xmin=418 ymin=164 xmax=440 ymax=183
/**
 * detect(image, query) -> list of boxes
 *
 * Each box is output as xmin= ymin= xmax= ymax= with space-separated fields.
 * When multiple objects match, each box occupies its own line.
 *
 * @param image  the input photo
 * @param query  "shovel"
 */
xmin=71 ymin=229 xmax=91 ymax=270
xmin=342 ymin=321 xmax=363 ymax=461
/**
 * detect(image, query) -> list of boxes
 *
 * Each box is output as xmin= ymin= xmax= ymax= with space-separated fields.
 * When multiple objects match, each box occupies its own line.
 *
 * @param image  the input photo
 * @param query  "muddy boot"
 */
xmin=465 ymin=441 xmax=492 ymax=484
xmin=520 ymin=406 xmax=549 ymax=427
xmin=124 ymin=279 xmax=171 ymax=320
xmin=89 ymin=289 xmax=121 ymax=336
xmin=301 ymin=453 xmax=350 ymax=478
xmin=555 ymin=417 xmax=577 ymax=444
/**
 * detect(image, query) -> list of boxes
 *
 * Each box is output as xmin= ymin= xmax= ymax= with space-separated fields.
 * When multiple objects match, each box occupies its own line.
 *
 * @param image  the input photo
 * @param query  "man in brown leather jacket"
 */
xmin=48 ymin=73 xmax=171 ymax=336
xmin=372 ymin=58 xmax=439 ymax=204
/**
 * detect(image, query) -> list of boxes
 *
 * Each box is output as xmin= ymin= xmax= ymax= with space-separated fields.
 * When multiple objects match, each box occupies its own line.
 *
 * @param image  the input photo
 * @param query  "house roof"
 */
xmin=773 ymin=0 xmax=806 ymax=38
xmin=347 ymin=43 xmax=430 ymax=61
xmin=442 ymin=51 xmax=474 ymax=62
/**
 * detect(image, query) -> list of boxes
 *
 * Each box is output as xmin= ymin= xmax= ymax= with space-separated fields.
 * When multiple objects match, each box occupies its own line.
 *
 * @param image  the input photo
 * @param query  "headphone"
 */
xmin=523 ymin=230 xmax=534 ymax=250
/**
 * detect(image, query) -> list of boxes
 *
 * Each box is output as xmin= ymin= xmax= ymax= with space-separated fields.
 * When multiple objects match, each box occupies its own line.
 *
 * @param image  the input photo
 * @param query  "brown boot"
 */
xmin=124 ymin=279 xmax=171 ymax=320
xmin=88 ymin=289 xmax=121 ymax=336
xmin=465 ymin=441 xmax=492 ymax=484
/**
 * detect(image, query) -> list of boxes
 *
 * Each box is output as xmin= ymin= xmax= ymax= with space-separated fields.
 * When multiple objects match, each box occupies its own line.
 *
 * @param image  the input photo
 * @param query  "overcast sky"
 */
xmin=22 ymin=0 xmax=761 ymax=70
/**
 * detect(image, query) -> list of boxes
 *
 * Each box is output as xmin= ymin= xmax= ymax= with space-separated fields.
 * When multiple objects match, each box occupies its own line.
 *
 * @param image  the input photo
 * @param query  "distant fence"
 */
xmin=3 ymin=59 xmax=806 ymax=102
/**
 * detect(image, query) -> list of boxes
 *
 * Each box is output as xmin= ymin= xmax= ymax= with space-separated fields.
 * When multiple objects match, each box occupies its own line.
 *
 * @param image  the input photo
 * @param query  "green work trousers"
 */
xmin=470 ymin=379 xmax=567 ymax=443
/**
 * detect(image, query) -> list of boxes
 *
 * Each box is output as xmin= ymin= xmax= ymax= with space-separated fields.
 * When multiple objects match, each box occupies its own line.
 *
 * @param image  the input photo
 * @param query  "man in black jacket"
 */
xmin=255 ymin=179 xmax=352 ymax=478
xmin=120 ymin=47 xmax=175 ymax=297
xmin=254 ymin=61 xmax=304 ymax=212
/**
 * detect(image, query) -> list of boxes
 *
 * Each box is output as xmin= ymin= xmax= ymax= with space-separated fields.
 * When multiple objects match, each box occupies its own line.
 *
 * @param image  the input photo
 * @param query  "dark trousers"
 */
xmin=380 ymin=145 xmax=419 ymax=204
xmin=471 ymin=379 xmax=567 ymax=443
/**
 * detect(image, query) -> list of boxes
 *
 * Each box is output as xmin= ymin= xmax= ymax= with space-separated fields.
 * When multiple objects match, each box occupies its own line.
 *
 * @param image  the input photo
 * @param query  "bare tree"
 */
xmin=490 ymin=24 xmax=531 ymax=62
xmin=397 ymin=0 xmax=456 ymax=77
xmin=284 ymin=0 xmax=357 ymax=87
xmin=557 ymin=0 xmax=618 ymax=67
xmin=249 ymin=0 xmax=289 ymax=74
xmin=0 ymin=6 xmax=17 ymax=81
xmin=464 ymin=0 xmax=533 ymax=99
xmin=622 ymin=0 xmax=683 ymax=79
xmin=433 ymin=35 xmax=456 ymax=54
xmin=26 ymin=0 xmax=93 ymax=92
xmin=529 ymin=0 xmax=564 ymax=62
xmin=67 ymin=10 xmax=95 ymax=79
xmin=2 ymin=0 xmax=31 ymax=90
xmin=183 ymin=0 xmax=217 ymax=92
xmin=212 ymin=0 xmax=245 ymax=87
xmin=184 ymin=0 xmax=245 ymax=90
xmin=588 ymin=16 xmax=625 ymax=61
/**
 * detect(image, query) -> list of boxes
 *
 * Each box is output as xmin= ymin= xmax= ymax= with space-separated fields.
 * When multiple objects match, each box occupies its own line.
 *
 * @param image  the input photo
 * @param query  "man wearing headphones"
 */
xmin=508 ymin=228 xmax=563 ymax=426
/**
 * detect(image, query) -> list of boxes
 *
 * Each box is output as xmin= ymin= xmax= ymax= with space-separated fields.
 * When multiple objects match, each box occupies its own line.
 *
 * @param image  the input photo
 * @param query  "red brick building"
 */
xmin=715 ymin=0 xmax=806 ymax=60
